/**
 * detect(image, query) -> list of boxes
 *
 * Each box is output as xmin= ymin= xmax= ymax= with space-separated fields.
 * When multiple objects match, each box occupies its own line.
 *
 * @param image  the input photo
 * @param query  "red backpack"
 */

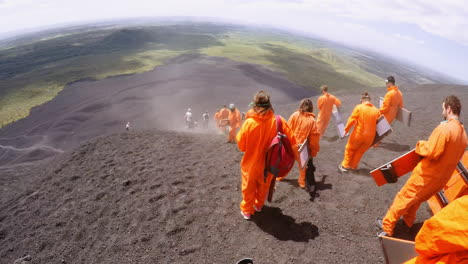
xmin=264 ymin=115 xmax=295 ymax=181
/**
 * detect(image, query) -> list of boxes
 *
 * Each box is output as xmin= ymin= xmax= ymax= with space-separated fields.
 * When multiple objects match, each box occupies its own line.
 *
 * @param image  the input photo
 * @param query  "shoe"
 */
xmin=241 ymin=211 xmax=251 ymax=220
xmin=254 ymin=205 xmax=262 ymax=213
xmin=377 ymin=230 xmax=387 ymax=237
xmin=338 ymin=164 xmax=349 ymax=173
xmin=376 ymin=218 xmax=384 ymax=229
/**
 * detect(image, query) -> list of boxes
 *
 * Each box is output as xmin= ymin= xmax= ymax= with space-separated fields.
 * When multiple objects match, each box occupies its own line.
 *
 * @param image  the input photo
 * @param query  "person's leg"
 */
xmin=240 ymin=170 xmax=256 ymax=215
xmin=382 ymin=174 xmax=423 ymax=236
xmin=341 ymin=143 xmax=356 ymax=169
xmin=255 ymin=174 xmax=273 ymax=209
xmin=305 ymin=159 xmax=317 ymax=192
xmin=298 ymin=163 xmax=306 ymax=188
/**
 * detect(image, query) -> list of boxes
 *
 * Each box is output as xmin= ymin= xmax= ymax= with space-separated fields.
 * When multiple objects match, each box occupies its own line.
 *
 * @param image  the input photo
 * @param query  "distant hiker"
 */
xmin=202 ymin=111 xmax=210 ymax=129
xmin=219 ymin=105 xmax=230 ymax=133
xmin=126 ymin=121 xmax=130 ymax=131
xmin=236 ymin=91 xmax=296 ymax=220
xmin=377 ymin=95 xmax=467 ymax=237
xmin=228 ymin=104 xmax=241 ymax=143
xmin=403 ymin=195 xmax=468 ymax=264
xmin=185 ymin=108 xmax=194 ymax=129
xmin=339 ymin=92 xmax=380 ymax=172
xmin=316 ymin=85 xmax=341 ymax=136
xmin=379 ymin=76 xmax=403 ymax=124
xmin=278 ymin=99 xmax=320 ymax=193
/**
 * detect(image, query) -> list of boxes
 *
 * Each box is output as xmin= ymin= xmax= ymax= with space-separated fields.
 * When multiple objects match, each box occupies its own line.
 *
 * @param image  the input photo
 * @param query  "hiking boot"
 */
xmin=241 ymin=211 xmax=251 ymax=220
xmin=377 ymin=230 xmax=388 ymax=237
xmin=338 ymin=164 xmax=349 ymax=173
xmin=254 ymin=205 xmax=262 ymax=213
xmin=376 ymin=218 xmax=384 ymax=229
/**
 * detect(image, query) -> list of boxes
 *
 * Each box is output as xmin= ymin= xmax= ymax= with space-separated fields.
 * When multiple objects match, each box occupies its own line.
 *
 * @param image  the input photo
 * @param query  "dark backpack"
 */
xmin=264 ymin=115 xmax=295 ymax=181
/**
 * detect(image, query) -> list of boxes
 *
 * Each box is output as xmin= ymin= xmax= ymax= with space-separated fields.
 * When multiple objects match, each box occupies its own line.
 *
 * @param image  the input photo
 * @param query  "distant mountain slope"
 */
xmin=0 ymin=21 xmax=458 ymax=127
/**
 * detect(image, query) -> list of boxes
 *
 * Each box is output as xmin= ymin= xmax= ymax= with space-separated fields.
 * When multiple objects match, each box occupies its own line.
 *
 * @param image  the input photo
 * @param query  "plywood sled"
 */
xmin=379 ymin=235 xmax=417 ymax=264
xmin=379 ymin=96 xmax=412 ymax=127
xmin=373 ymin=115 xmax=393 ymax=145
xmin=370 ymin=149 xmax=422 ymax=187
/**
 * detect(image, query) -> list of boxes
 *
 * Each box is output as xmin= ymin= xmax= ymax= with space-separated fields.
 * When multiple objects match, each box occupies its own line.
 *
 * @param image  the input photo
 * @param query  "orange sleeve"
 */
xmin=380 ymin=92 xmax=392 ymax=115
xmin=334 ymin=96 xmax=342 ymax=107
xmin=282 ymin=117 xmax=296 ymax=147
xmin=415 ymin=125 xmax=447 ymax=160
xmin=308 ymin=122 xmax=321 ymax=157
xmin=318 ymin=97 xmax=324 ymax=111
xmin=236 ymin=122 xmax=249 ymax=152
xmin=344 ymin=106 xmax=359 ymax=134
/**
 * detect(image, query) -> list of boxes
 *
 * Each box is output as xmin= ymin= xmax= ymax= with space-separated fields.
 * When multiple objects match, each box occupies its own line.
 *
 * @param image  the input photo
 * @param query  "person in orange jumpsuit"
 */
xmin=316 ymin=85 xmax=342 ymax=136
xmin=236 ymin=91 xmax=296 ymax=220
xmin=379 ymin=76 xmax=403 ymax=124
xmin=277 ymin=99 xmax=320 ymax=188
xmin=228 ymin=104 xmax=241 ymax=143
xmin=378 ymin=95 xmax=467 ymax=236
xmin=404 ymin=195 xmax=468 ymax=264
xmin=339 ymin=92 xmax=380 ymax=172
xmin=214 ymin=109 xmax=220 ymax=130
xmin=219 ymin=105 xmax=230 ymax=133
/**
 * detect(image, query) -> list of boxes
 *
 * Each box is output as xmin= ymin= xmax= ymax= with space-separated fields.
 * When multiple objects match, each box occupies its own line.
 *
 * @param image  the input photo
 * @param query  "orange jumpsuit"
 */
xmin=404 ymin=195 xmax=468 ymax=264
xmin=236 ymin=110 xmax=296 ymax=214
xmin=317 ymin=92 xmax=341 ymax=135
xmin=379 ymin=86 xmax=403 ymax=124
xmin=245 ymin=109 xmax=255 ymax=120
xmin=228 ymin=109 xmax=241 ymax=142
xmin=341 ymin=102 xmax=380 ymax=169
xmin=219 ymin=108 xmax=230 ymax=133
xmin=382 ymin=118 xmax=467 ymax=236
xmin=214 ymin=112 xmax=220 ymax=128
xmin=281 ymin=111 xmax=320 ymax=187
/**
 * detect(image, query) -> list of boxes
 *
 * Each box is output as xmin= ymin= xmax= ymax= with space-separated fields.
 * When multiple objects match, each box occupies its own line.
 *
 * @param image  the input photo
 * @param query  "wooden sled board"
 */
xmin=298 ymin=139 xmax=310 ymax=169
xmin=370 ymin=149 xmax=422 ymax=187
xmin=379 ymin=96 xmax=412 ymax=127
xmin=219 ymin=119 xmax=230 ymax=126
xmin=427 ymin=150 xmax=468 ymax=214
xmin=332 ymin=105 xmax=346 ymax=138
xmin=379 ymin=235 xmax=417 ymax=264
xmin=397 ymin=108 xmax=412 ymax=127
xmin=373 ymin=115 xmax=393 ymax=145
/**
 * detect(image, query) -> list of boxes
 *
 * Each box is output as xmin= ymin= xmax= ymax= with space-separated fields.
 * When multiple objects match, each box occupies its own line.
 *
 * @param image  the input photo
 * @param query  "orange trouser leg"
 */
xmin=341 ymin=143 xmax=356 ymax=168
xmin=228 ymin=126 xmax=237 ymax=142
xmin=255 ymin=174 xmax=272 ymax=209
xmin=298 ymin=164 xmax=306 ymax=188
xmin=382 ymin=172 xmax=444 ymax=236
xmin=240 ymin=169 xmax=257 ymax=214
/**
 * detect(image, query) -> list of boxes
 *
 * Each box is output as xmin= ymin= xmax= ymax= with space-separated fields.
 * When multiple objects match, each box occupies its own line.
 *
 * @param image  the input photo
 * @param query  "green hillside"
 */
xmin=0 ymin=23 xmax=400 ymax=127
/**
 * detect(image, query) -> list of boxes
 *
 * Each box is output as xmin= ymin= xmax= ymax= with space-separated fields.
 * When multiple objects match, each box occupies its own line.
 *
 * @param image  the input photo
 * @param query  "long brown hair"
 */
xmin=298 ymin=98 xmax=313 ymax=113
xmin=253 ymin=90 xmax=274 ymax=114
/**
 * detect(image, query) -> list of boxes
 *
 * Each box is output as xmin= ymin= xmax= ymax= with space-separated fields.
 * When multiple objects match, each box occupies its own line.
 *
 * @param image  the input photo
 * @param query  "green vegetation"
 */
xmin=201 ymin=33 xmax=382 ymax=90
xmin=0 ymin=23 xmax=387 ymax=127
xmin=0 ymin=24 xmax=226 ymax=127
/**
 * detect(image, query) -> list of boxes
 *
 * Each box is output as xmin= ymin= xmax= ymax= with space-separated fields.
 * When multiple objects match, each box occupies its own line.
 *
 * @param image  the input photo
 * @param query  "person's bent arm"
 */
xmin=344 ymin=107 xmax=359 ymax=134
xmin=415 ymin=125 xmax=446 ymax=160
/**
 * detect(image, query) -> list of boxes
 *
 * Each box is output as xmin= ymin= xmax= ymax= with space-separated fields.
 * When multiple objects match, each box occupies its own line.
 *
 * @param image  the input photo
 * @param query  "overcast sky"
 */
xmin=1 ymin=0 xmax=467 ymax=83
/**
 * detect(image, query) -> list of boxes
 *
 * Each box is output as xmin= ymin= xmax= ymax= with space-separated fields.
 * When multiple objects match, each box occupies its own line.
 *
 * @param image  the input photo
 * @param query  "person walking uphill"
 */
xmin=339 ymin=92 xmax=380 ymax=172
xmin=316 ymin=85 xmax=341 ymax=136
xmin=228 ymin=104 xmax=241 ymax=143
xmin=236 ymin=91 xmax=296 ymax=220
xmin=380 ymin=76 xmax=403 ymax=124
xmin=377 ymin=95 xmax=467 ymax=237
xmin=277 ymin=99 xmax=320 ymax=190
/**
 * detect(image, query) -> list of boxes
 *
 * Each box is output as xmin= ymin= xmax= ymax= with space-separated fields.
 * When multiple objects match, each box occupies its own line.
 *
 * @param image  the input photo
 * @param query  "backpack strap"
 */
xmin=275 ymin=115 xmax=283 ymax=134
